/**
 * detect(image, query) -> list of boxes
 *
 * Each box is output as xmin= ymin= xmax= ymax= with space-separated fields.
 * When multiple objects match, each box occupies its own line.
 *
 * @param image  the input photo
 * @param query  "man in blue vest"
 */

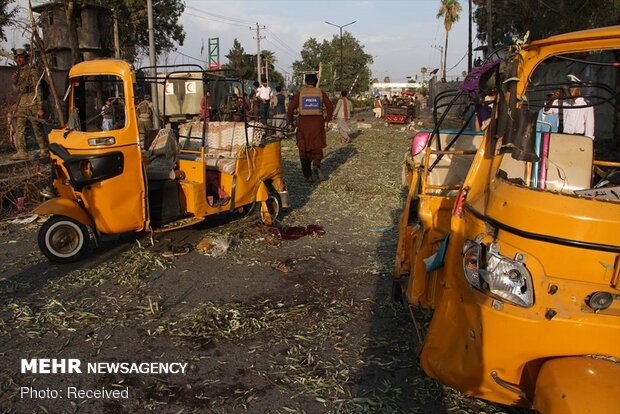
xmin=287 ymin=74 xmax=334 ymax=182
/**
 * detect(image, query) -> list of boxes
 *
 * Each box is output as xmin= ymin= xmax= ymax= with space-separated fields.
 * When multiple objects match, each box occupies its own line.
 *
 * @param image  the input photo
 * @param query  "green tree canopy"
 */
xmin=0 ymin=0 xmax=17 ymax=42
xmin=223 ymin=39 xmax=254 ymax=79
xmin=292 ymin=33 xmax=373 ymax=95
xmin=91 ymin=0 xmax=185 ymax=62
xmin=473 ymin=0 xmax=620 ymax=50
xmin=223 ymin=42 xmax=285 ymax=85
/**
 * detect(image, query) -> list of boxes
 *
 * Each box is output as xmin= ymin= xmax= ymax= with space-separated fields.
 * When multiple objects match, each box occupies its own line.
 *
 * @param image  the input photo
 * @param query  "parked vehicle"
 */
xmin=35 ymin=60 xmax=288 ymax=263
xmin=394 ymin=26 xmax=620 ymax=413
xmin=386 ymin=92 xmax=417 ymax=124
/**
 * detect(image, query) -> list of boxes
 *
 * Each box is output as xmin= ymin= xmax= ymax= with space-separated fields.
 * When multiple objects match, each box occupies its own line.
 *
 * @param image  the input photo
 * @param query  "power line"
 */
xmin=173 ymin=50 xmax=204 ymax=64
xmin=185 ymin=6 xmax=254 ymax=25
xmin=447 ymin=51 xmax=467 ymax=72
xmin=265 ymin=28 xmax=298 ymax=56
xmin=263 ymin=39 xmax=298 ymax=61
xmin=184 ymin=12 xmax=249 ymax=28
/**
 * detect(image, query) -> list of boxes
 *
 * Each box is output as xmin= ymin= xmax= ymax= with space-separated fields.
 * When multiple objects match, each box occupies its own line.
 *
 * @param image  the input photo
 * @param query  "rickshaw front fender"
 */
xmin=255 ymin=181 xmax=270 ymax=202
xmin=34 ymin=198 xmax=93 ymax=227
xmin=533 ymin=356 xmax=620 ymax=414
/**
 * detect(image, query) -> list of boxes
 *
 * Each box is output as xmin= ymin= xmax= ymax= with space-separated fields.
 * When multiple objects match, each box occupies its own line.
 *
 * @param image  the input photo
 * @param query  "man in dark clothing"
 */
xmin=272 ymin=85 xmax=286 ymax=135
xmin=287 ymin=74 xmax=334 ymax=182
xmin=11 ymin=48 xmax=48 ymax=160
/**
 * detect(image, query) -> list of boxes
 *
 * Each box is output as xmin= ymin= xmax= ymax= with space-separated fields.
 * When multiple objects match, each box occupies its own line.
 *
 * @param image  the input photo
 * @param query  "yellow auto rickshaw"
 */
xmin=34 ymin=60 xmax=288 ymax=263
xmin=394 ymin=26 xmax=620 ymax=413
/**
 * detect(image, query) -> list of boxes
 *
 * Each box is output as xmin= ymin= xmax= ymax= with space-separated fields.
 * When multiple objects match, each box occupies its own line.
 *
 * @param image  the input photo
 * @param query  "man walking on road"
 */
xmin=287 ymin=73 xmax=334 ymax=182
xmin=334 ymin=90 xmax=352 ymax=143
xmin=11 ymin=48 xmax=48 ymax=160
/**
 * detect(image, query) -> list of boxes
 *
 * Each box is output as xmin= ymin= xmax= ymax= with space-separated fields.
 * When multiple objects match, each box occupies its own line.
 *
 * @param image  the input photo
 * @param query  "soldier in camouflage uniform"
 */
xmin=11 ymin=48 xmax=48 ymax=161
xmin=136 ymin=94 xmax=153 ymax=146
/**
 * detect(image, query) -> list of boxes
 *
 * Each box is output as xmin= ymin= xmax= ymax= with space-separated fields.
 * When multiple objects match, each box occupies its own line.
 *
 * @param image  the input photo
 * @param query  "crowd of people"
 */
xmin=372 ymin=93 xmax=419 ymax=119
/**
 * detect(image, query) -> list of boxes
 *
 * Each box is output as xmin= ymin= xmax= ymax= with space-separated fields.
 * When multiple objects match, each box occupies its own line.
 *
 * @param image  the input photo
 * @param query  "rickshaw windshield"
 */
xmin=495 ymin=48 xmax=620 ymax=202
xmin=70 ymin=75 xmax=126 ymax=132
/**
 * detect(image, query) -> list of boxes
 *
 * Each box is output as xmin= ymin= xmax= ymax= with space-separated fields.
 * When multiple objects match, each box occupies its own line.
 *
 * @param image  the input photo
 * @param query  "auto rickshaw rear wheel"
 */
xmin=38 ymin=215 xmax=90 ymax=263
xmin=260 ymin=184 xmax=283 ymax=226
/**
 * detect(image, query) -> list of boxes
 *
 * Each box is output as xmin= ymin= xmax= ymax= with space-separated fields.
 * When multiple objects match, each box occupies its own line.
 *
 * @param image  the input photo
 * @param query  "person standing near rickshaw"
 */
xmin=256 ymin=77 xmax=271 ymax=125
xmin=11 ymin=48 xmax=48 ymax=160
xmin=272 ymin=85 xmax=287 ymax=135
xmin=101 ymin=97 xmax=114 ymax=131
xmin=136 ymin=94 xmax=153 ymax=145
xmin=373 ymin=95 xmax=383 ymax=118
xmin=287 ymin=73 xmax=334 ymax=182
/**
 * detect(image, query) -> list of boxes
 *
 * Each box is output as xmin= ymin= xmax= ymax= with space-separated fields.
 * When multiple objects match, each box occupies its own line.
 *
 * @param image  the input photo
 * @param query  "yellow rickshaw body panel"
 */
xmin=34 ymin=198 xmax=93 ymax=227
xmin=533 ymin=357 xmax=620 ymax=414
xmin=394 ymin=26 xmax=620 ymax=411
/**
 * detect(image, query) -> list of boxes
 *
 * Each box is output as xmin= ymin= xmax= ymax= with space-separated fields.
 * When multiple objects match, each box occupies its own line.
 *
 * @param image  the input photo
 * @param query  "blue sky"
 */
xmin=6 ymin=0 xmax=478 ymax=82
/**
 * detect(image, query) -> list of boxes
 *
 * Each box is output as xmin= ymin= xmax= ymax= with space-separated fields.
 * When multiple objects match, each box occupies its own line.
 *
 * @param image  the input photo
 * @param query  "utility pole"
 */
xmin=265 ymin=56 xmax=269 ymax=84
xmin=325 ymin=20 xmax=356 ymax=90
xmin=250 ymin=23 xmax=265 ymax=82
xmin=467 ymin=0 xmax=472 ymax=73
xmin=432 ymin=45 xmax=444 ymax=81
xmin=147 ymin=0 xmax=159 ymax=128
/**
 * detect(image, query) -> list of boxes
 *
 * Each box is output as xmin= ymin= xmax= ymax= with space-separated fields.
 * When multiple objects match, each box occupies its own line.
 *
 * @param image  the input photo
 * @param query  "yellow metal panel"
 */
xmin=34 ymin=198 xmax=93 ymax=227
xmin=517 ymin=26 xmax=620 ymax=97
xmin=533 ymin=357 xmax=620 ymax=414
xmin=76 ymin=147 xmax=146 ymax=234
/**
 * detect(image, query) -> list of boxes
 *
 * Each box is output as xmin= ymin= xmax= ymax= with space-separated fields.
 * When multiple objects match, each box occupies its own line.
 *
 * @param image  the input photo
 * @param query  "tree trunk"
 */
xmin=28 ymin=1 xmax=64 ymax=127
xmin=65 ymin=0 xmax=81 ymax=65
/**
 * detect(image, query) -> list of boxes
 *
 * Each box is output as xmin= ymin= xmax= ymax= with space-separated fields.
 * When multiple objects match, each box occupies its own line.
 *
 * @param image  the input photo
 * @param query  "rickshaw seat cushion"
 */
xmin=545 ymin=133 xmax=593 ymax=192
xmin=178 ymin=121 xmax=263 ymax=174
xmin=205 ymin=157 xmax=236 ymax=174
xmin=178 ymin=121 xmax=263 ymax=156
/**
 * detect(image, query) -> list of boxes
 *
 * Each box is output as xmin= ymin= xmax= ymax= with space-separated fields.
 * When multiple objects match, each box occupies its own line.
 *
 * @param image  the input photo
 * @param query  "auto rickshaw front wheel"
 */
xmin=260 ymin=184 xmax=284 ymax=226
xmin=38 ymin=215 xmax=90 ymax=263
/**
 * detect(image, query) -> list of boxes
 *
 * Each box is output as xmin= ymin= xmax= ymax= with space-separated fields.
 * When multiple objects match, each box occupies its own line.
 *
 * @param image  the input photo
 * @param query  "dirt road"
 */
xmin=0 ymin=112 xmax=516 ymax=413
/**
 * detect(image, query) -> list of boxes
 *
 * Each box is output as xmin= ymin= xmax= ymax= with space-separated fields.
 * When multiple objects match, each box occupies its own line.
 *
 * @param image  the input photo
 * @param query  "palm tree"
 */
xmin=420 ymin=67 xmax=428 ymax=83
xmin=436 ymin=0 xmax=462 ymax=81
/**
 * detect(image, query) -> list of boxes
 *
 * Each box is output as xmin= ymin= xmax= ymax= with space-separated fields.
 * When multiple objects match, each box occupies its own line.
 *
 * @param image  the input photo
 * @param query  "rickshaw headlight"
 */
xmin=88 ymin=137 xmax=115 ymax=146
xmin=463 ymin=241 xmax=534 ymax=308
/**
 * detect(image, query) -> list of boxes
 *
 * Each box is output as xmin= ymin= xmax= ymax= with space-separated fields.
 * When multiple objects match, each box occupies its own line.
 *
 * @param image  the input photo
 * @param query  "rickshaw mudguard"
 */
xmin=533 ymin=357 xmax=620 ymax=414
xmin=255 ymin=181 xmax=270 ymax=202
xmin=34 ymin=198 xmax=93 ymax=227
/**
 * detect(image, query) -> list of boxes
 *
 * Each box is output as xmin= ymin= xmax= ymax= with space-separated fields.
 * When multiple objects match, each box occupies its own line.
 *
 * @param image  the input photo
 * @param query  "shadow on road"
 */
xmin=282 ymin=142 xmax=358 ymax=215
xmin=353 ymin=187 xmax=450 ymax=412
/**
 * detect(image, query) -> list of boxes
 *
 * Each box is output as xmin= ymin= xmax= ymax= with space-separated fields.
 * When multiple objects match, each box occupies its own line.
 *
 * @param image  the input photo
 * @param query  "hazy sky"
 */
xmin=175 ymin=0 xmax=478 ymax=81
xmin=5 ymin=0 xmax=479 ymax=81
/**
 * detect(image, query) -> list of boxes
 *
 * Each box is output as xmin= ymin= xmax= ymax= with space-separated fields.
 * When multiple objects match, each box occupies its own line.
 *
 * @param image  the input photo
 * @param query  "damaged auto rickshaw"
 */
xmin=34 ymin=60 xmax=289 ymax=263
xmin=394 ymin=26 xmax=620 ymax=413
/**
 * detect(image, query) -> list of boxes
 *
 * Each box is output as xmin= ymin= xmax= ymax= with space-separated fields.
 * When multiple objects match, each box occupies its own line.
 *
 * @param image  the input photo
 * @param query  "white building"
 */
xmin=372 ymin=82 xmax=422 ymax=96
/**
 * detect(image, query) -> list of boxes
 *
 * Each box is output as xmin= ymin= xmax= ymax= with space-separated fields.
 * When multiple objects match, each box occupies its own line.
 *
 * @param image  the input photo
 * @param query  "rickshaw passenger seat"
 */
xmin=545 ymin=133 xmax=593 ymax=192
xmin=145 ymin=129 xmax=179 ymax=181
xmin=177 ymin=121 xmax=263 ymax=174
xmin=425 ymin=132 xmax=483 ymax=195
xmin=498 ymin=133 xmax=593 ymax=192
